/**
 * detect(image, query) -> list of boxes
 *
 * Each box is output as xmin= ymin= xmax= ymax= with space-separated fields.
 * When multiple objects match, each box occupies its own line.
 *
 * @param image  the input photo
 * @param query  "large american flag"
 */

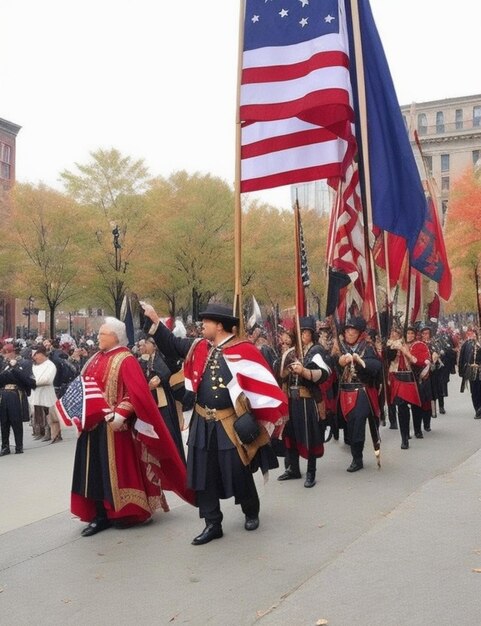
xmin=241 ymin=0 xmax=354 ymax=192
xmin=55 ymin=376 xmax=111 ymax=433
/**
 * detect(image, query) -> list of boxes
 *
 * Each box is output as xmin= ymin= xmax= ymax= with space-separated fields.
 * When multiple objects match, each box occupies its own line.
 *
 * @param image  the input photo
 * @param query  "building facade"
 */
xmin=400 ymin=94 xmax=481 ymax=219
xmin=0 ymin=117 xmax=21 ymax=337
xmin=0 ymin=117 xmax=21 ymax=191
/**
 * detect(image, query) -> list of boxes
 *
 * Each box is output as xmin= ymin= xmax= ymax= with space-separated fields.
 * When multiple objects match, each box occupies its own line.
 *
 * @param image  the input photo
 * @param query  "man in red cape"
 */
xmin=70 ymin=317 xmax=194 ymax=537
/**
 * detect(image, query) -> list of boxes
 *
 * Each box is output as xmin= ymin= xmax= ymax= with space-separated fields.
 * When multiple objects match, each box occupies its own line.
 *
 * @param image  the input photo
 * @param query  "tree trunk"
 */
xmin=49 ymin=303 xmax=56 ymax=339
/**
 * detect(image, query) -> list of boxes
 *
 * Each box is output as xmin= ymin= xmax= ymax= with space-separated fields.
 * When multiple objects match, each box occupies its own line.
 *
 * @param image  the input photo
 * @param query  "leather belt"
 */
xmin=289 ymin=386 xmax=312 ymax=398
xmin=195 ymin=403 xmax=236 ymax=421
xmin=3 ymin=384 xmax=18 ymax=391
xmin=340 ymin=382 xmax=364 ymax=390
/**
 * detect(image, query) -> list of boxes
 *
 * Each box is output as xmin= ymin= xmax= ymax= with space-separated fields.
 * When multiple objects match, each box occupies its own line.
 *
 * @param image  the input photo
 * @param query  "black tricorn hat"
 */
xmin=299 ymin=316 xmax=317 ymax=333
xmin=343 ymin=316 xmax=367 ymax=333
xmin=198 ymin=303 xmax=239 ymax=325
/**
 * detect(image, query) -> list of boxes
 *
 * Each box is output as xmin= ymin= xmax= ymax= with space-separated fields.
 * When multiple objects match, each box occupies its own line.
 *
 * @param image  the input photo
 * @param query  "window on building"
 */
xmin=473 ymin=150 xmax=481 ymax=167
xmin=436 ymin=111 xmax=445 ymax=133
xmin=455 ymin=109 xmax=464 ymax=130
xmin=424 ymin=155 xmax=433 ymax=176
xmin=0 ymin=142 xmax=11 ymax=180
xmin=441 ymin=153 xmax=450 ymax=172
xmin=0 ymin=163 xmax=10 ymax=179
xmin=442 ymin=200 xmax=448 ymax=215
xmin=441 ymin=176 xmax=450 ymax=192
xmin=474 ymin=106 xmax=481 ymax=128
xmin=417 ymin=113 xmax=428 ymax=135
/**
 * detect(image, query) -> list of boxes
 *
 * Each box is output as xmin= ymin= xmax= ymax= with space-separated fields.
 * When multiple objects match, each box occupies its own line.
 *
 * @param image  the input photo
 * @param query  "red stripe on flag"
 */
xmin=242 ymin=51 xmax=350 ymax=84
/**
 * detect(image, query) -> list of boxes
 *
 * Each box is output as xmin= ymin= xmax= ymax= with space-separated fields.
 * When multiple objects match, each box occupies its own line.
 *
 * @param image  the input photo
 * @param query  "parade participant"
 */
xmin=458 ymin=326 xmax=481 ymax=418
xmin=142 ymin=302 xmax=287 ymax=545
xmin=70 ymin=317 xmax=193 ymax=537
xmin=418 ymin=324 xmax=437 ymax=431
xmin=386 ymin=325 xmax=423 ymax=449
xmin=317 ymin=319 xmax=339 ymax=440
xmin=431 ymin=326 xmax=456 ymax=414
xmin=406 ymin=325 xmax=432 ymax=438
xmin=271 ymin=330 xmax=295 ymax=461
xmin=335 ymin=317 xmax=382 ymax=472
xmin=30 ymin=345 xmax=59 ymax=442
xmin=277 ymin=317 xmax=331 ymax=488
xmin=0 ymin=344 xmax=35 ymax=456
xmin=138 ymin=336 xmax=186 ymax=463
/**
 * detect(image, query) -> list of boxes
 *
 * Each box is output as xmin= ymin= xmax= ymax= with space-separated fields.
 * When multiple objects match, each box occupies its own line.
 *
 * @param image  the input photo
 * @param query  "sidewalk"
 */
xmin=1 ymin=386 xmax=481 ymax=625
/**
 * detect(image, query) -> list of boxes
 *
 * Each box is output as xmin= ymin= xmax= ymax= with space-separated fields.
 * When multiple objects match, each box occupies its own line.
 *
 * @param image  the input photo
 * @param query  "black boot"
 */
xmin=0 ymin=446 xmax=10 ymax=456
xmin=278 ymin=467 xmax=302 ymax=480
xmin=347 ymin=443 xmax=363 ymax=472
xmin=192 ymin=523 xmax=223 ymax=545
xmin=304 ymin=472 xmax=316 ymax=488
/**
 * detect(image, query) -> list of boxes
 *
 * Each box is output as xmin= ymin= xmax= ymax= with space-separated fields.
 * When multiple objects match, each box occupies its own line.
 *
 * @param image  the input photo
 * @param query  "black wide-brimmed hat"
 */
xmin=299 ymin=316 xmax=317 ymax=333
xmin=198 ymin=303 xmax=239 ymax=325
xmin=343 ymin=316 xmax=367 ymax=333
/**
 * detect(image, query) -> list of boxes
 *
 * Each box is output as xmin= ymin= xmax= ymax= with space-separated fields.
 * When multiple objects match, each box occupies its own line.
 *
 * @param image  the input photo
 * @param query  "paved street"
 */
xmin=1 ymin=382 xmax=481 ymax=626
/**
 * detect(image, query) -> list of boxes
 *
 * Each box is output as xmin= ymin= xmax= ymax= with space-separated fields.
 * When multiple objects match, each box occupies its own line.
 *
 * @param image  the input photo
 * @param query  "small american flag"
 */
xmin=55 ymin=376 xmax=111 ymax=433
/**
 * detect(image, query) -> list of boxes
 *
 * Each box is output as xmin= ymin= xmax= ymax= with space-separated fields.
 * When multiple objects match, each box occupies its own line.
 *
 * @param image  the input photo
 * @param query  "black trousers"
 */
xmin=285 ymin=448 xmax=317 ymax=473
xmin=470 ymin=379 xmax=481 ymax=412
xmin=0 ymin=390 xmax=24 ymax=450
xmin=196 ymin=433 xmax=259 ymax=525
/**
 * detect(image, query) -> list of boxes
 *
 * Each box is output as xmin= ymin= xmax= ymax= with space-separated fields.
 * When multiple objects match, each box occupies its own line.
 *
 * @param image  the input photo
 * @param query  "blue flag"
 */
xmin=345 ymin=0 xmax=427 ymax=252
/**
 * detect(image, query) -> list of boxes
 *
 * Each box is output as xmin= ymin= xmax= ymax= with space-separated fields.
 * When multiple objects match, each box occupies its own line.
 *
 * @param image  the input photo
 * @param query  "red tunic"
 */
xmin=71 ymin=347 xmax=194 ymax=523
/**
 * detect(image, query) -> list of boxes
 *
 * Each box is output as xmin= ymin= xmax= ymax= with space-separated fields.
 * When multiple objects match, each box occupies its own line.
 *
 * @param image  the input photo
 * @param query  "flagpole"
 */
xmin=294 ymin=197 xmax=304 ymax=359
xmin=234 ymin=0 xmax=246 ymax=336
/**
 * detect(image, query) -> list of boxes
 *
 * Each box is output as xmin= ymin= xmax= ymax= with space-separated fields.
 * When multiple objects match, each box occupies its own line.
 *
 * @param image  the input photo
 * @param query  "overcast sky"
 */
xmin=3 ymin=0 xmax=480 ymax=209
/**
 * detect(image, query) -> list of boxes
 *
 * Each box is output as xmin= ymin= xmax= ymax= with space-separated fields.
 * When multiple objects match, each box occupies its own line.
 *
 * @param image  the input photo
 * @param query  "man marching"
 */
xmin=142 ymin=302 xmax=287 ymax=545
xmin=334 ymin=317 xmax=382 ymax=472
xmin=277 ymin=316 xmax=331 ymax=488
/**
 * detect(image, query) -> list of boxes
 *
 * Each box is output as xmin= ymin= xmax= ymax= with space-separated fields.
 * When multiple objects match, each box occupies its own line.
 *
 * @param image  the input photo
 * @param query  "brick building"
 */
xmin=0 ymin=117 xmax=21 ymax=337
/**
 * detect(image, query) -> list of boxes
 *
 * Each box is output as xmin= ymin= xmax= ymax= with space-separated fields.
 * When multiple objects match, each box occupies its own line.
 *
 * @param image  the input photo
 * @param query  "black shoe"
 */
xmin=304 ymin=472 xmax=316 ymax=488
xmin=424 ymin=427 xmax=431 ymax=432
xmin=389 ymin=423 xmax=398 ymax=430
xmin=244 ymin=516 xmax=259 ymax=531
xmin=346 ymin=460 xmax=363 ymax=472
xmin=277 ymin=468 xmax=301 ymax=481
xmin=0 ymin=447 xmax=10 ymax=457
xmin=400 ymin=441 xmax=409 ymax=450
xmin=475 ymin=408 xmax=481 ymax=419
xmin=15 ymin=448 xmax=24 ymax=454
xmin=415 ymin=432 xmax=424 ymax=439
xmin=192 ymin=523 xmax=223 ymax=545
xmin=81 ymin=517 xmax=112 ymax=537
xmin=439 ymin=407 xmax=446 ymax=414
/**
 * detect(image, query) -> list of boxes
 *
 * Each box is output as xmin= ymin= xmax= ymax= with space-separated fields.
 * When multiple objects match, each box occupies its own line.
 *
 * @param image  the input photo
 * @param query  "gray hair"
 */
xmin=103 ymin=317 xmax=128 ymax=346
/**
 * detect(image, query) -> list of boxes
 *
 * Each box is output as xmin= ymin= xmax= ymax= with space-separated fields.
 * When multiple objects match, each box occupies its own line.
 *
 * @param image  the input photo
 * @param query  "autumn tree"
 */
xmin=444 ymin=169 xmax=481 ymax=311
xmin=4 ymin=183 xmax=86 ymax=337
xmin=143 ymin=171 xmax=234 ymax=317
xmin=242 ymin=202 xmax=330 ymax=317
xmin=60 ymin=148 xmax=153 ymax=316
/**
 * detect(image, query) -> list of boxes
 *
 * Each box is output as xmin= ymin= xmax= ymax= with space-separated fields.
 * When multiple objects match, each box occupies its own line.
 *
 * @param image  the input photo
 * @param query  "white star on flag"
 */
xmin=252 ymin=14 xmax=260 ymax=23
xmin=299 ymin=17 xmax=308 ymax=27
xmin=325 ymin=14 xmax=336 ymax=24
xmin=279 ymin=9 xmax=288 ymax=18
xmin=299 ymin=0 xmax=309 ymax=7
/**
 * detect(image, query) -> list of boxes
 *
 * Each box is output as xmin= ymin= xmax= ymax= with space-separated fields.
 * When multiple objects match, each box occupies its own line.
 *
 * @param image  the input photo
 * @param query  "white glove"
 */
xmin=105 ymin=413 xmax=127 ymax=432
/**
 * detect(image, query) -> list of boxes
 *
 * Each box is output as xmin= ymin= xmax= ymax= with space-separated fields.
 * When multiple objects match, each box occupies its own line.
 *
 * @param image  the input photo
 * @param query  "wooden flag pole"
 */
xmin=234 ymin=0 xmax=246 ymax=336
xmin=293 ymin=197 xmax=304 ymax=359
